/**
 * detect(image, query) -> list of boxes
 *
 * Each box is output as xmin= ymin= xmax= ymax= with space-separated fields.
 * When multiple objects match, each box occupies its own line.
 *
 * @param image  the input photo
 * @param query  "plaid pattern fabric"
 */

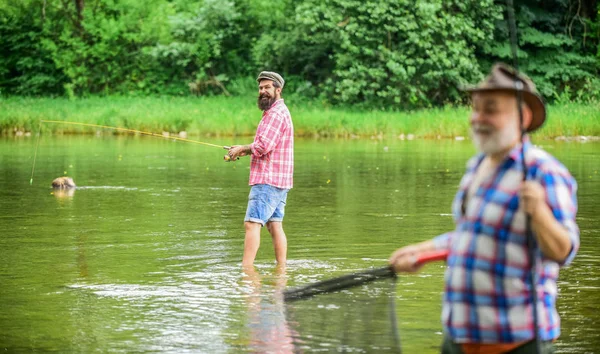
xmin=433 ymin=138 xmax=579 ymax=343
xmin=249 ymin=99 xmax=294 ymax=189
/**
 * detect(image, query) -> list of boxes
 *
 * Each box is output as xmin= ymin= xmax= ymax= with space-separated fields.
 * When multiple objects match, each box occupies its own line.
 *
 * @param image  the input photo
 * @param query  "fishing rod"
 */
xmin=506 ymin=1 xmax=542 ymax=353
xmin=30 ymin=119 xmax=238 ymax=185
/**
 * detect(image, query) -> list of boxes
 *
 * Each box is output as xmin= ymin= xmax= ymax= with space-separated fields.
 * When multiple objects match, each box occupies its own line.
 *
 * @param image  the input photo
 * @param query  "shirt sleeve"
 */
xmin=541 ymin=171 xmax=580 ymax=266
xmin=251 ymin=111 xmax=287 ymax=157
xmin=433 ymin=231 xmax=455 ymax=250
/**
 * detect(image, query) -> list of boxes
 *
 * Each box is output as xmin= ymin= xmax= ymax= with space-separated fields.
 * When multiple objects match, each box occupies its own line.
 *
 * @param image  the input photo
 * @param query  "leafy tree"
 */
xmin=148 ymin=0 xmax=242 ymax=95
xmin=253 ymin=0 xmax=501 ymax=109
xmin=41 ymin=0 xmax=173 ymax=96
xmin=479 ymin=0 xmax=599 ymax=102
xmin=0 ymin=2 xmax=66 ymax=95
xmin=0 ymin=0 xmax=597 ymax=104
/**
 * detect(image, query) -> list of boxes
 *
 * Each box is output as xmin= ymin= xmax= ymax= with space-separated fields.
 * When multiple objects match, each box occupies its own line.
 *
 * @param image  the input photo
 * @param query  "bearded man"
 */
xmin=390 ymin=63 xmax=579 ymax=353
xmin=228 ymin=71 xmax=294 ymax=267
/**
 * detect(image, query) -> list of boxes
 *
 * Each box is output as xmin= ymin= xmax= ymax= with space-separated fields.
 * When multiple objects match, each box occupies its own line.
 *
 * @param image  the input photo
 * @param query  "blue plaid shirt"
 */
xmin=433 ymin=139 xmax=579 ymax=343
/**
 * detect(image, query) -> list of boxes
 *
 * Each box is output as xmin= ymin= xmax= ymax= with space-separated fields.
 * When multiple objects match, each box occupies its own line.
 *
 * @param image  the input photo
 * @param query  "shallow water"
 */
xmin=0 ymin=136 xmax=598 ymax=353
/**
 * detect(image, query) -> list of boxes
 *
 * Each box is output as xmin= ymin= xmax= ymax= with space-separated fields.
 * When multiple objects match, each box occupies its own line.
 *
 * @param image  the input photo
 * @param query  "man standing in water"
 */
xmin=228 ymin=71 xmax=294 ymax=267
xmin=390 ymin=63 xmax=579 ymax=353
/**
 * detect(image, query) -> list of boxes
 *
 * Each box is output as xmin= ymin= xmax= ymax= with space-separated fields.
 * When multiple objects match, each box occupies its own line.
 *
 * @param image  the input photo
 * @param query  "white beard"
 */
xmin=470 ymin=119 xmax=520 ymax=156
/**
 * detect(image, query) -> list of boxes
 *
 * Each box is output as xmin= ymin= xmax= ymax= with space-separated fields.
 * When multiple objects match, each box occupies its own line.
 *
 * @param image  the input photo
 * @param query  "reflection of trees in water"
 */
xmin=51 ymin=187 xmax=88 ymax=278
xmin=77 ymin=233 xmax=88 ymax=278
xmin=243 ymin=265 xmax=296 ymax=353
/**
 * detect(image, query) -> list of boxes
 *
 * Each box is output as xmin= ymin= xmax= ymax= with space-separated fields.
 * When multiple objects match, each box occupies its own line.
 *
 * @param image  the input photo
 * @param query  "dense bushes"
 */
xmin=0 ymin=0 xmax=598 ymax=107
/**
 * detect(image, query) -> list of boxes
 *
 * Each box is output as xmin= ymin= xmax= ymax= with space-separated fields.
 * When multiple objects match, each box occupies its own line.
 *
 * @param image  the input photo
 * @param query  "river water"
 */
xmin=0 ymin=136 xmax=598 ymax=353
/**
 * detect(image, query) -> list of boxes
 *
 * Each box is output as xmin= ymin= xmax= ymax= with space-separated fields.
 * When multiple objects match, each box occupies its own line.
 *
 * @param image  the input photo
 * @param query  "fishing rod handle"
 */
xmin=222 ymin=146 xmax=239 ymax=162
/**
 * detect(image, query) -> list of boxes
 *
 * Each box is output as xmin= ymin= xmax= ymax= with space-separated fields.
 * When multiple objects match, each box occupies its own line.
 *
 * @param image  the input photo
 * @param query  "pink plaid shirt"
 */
xmin=249 ymin=99 xmax=294 ymax=189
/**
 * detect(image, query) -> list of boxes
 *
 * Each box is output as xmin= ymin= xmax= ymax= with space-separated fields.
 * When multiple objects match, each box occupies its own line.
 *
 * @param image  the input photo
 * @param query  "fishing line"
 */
xmin=506 ymin=1 xmax=542 ymax=353
xmin=39 ymin=119 xmax=225 ymax=147
xmin=29 ymin=120 xmax=43 ymax=185
xmin=30 ymin=119 xmax=230 ymax=185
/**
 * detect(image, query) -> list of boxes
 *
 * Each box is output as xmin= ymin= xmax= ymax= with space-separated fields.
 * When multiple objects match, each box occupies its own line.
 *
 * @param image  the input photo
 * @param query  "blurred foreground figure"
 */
xmin=390 ymin=63 xmax=579 ymax=354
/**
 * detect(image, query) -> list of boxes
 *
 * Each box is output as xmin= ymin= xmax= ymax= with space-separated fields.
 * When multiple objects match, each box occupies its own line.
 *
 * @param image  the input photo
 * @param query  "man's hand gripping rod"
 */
xmin=223 ymin=146 xmax=239 ymax=162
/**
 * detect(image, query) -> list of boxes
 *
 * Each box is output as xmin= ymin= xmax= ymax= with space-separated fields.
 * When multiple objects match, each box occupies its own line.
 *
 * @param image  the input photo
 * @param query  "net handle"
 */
xmin=284 ymin=266 xmax=395 ymax=302
xmin=284 ymin=250 xmax=448 ymax=302
xmin=414 ymin=249 xmax=448 ymax=266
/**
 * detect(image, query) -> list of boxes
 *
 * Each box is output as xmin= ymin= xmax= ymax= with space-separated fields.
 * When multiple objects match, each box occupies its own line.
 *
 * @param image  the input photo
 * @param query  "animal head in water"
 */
xmin=52 ymin=177 xmax=76 ymax=189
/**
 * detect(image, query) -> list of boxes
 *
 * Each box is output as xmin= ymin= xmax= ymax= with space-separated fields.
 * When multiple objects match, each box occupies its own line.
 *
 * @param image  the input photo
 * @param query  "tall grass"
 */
xmin=0 ymin=96 xmax=598 ymax=138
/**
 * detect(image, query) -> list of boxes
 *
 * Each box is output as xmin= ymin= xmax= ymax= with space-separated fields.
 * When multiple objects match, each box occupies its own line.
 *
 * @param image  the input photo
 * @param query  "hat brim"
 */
xmin=463 ymin=86 xmax=546 ymax=132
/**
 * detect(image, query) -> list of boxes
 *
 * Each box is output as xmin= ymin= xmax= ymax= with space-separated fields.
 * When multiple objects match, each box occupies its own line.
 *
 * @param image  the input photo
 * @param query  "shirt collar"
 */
xmin=506 ymin=134 xmax=531 ymax=163
xmin=267 ymin=99 xmax=284 ymax=111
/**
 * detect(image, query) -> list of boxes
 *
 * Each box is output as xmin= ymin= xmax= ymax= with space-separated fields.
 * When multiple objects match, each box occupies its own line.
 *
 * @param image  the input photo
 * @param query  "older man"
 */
xmin=390 ymin=63 xmax=579 ymax=353
xmin=228 ymin=71 xmax=294 ymax=267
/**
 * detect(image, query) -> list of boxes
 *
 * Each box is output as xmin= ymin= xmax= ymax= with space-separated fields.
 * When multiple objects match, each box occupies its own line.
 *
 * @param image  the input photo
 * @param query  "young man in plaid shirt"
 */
xmin=390 ymin=64 xmax=579 ymax=354
xmin=228 ymin=71 xmax=294 ymax=267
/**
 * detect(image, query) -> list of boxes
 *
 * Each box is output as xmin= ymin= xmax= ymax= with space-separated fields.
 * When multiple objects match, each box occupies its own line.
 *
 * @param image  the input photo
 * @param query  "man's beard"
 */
xmin=257 ymin=93 xmax=277 ymax=111
xmin=470 ymin=118 xmax=519 ymax=156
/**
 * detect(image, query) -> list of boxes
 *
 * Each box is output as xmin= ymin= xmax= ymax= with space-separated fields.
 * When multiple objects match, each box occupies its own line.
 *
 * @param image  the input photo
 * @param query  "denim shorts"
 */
xmin=244 ymin=184 xmax=289 ymax=226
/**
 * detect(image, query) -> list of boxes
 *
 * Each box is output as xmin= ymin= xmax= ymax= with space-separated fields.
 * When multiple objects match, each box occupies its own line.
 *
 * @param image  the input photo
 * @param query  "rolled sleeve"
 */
xmin=433 ymin=231 xmax=454 ymax=251
xmin=251 ymin=112 xmax=285 ymax=157
xmin=562 ymin=224 xmax=579 ymax=266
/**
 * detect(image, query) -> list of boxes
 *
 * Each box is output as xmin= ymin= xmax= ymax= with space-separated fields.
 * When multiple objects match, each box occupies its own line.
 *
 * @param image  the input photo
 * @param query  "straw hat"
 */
xmin=463 ymin=63 xmax=546 ymax=132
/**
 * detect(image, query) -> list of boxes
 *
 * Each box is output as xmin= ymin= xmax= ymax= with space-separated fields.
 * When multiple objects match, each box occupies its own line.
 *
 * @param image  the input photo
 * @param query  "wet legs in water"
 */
xmin=242 ymin=221 xmax=287 ymax=266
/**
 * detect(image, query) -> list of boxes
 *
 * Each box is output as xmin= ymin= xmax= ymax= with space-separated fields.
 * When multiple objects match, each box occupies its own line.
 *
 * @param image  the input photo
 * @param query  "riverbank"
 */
xmin=1 ymin=96 xmax=599 ymax=139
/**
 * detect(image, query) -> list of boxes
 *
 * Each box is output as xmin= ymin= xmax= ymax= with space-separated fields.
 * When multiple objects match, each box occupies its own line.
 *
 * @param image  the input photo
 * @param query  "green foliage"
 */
xmin=253 ymin=0 xmax=501 ymax=109
xmin=44 ymin=0 xmax=175 ymax=96
xmin=0 ymin=0 xmax=598 ymax=107
xmin=479 ymin=0 xmax=599 ymax=103
xmin=591 ymin=5 xmax=600 ymax=59
xmin=2 ymin=96 xmax=599 ymax=138
xmin=147 ymin=0 xmax=240 ymax=93
xmin=0 ymin=3 xmax=66 ymax=95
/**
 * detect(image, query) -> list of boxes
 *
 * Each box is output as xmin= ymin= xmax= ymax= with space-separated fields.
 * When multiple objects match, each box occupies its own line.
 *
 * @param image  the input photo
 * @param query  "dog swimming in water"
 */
xmin=52 ymin=177 xmax=76 ymax=189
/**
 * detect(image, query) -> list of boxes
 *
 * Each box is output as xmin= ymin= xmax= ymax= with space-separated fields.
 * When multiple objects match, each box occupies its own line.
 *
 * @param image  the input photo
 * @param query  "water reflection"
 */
xmin=51 ymin=187 xmax=75 ymax=199
xmin=242 ymin=265 xmax=295 ymax=353
xmin=76 ymin=233 xmax=88 ymax=278
xmin=0 ymin=137 xmax=597 ymax=353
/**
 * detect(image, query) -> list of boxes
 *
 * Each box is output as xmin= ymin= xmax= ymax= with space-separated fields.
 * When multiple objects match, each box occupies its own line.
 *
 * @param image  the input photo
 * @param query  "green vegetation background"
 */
xmin=1 ymin=0 xmax=599 ymax=137
xmin=2 ymin=96 xmax=598 ymax=138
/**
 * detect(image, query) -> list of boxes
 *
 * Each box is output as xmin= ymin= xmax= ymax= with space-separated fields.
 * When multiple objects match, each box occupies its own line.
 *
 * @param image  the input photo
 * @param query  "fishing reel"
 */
xmin=223 ymin=146 xmax=239 ymax=162
xmin=224 ymin=154 xmax=239 ymax=162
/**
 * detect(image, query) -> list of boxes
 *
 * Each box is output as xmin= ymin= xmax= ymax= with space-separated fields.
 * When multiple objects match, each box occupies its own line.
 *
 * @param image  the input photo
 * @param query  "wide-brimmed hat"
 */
xmin=257 ymin=71 xmax=285 ymax=88
xmin=463 ymin=63 xmax=546 ymax=132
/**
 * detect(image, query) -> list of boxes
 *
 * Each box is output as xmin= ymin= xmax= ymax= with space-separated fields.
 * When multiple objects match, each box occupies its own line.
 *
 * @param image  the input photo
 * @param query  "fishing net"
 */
xmin=284 ymin=268 xmax=401 ymax=353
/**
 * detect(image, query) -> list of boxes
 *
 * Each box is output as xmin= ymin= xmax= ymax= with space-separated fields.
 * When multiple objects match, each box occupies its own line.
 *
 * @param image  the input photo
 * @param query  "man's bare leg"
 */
xmin=266 ymin=221 xmax=287 ymax=265
xmin=242 ymin=221 xmax=262 ymax=266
